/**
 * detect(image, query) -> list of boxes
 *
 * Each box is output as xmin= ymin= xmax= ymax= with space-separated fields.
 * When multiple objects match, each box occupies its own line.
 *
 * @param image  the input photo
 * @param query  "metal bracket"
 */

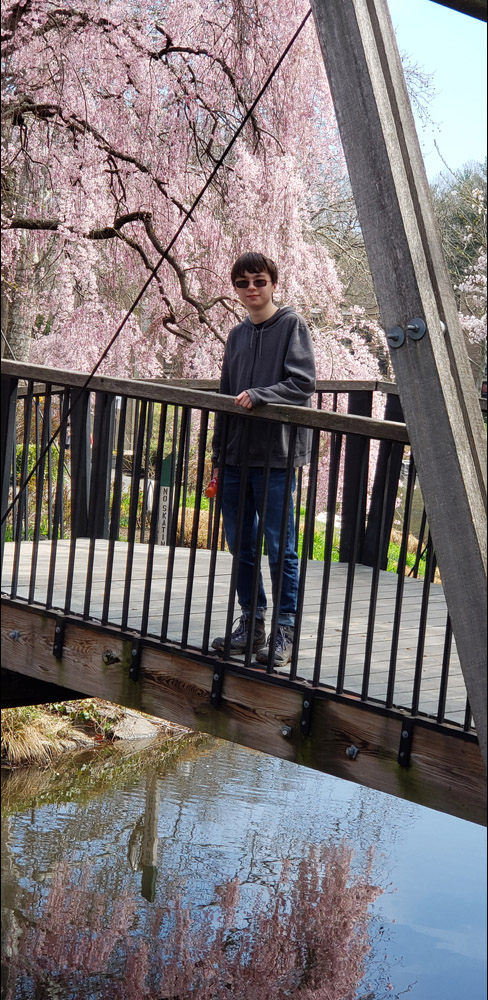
xmin=398 ymin=718 xmax=414 ymax=767
xmin=300 ymin=692 xmax=315 ymax=737
xmin=129 ymin=638 xmax=143 ymax=682
xmin=210 ymin=664 xmax=225 ymax=707
xmin=53 ymin=617 xmax=66 ymax=659
xmin=386 ymin=325 xmax=405 ymax=349
xmin=406 ymin=317 xmax=427 ymax=341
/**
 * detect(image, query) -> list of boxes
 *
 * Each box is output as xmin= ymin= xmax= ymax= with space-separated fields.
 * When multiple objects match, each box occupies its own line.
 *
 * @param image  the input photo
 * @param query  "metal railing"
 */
xmin=1 ymin=361 xmax=473 ymax=731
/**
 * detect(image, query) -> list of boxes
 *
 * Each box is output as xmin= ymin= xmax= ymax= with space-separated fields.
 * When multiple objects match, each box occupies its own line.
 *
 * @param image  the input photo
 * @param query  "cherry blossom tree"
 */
xmin=1 ymin=0 xmax=386 ymax=381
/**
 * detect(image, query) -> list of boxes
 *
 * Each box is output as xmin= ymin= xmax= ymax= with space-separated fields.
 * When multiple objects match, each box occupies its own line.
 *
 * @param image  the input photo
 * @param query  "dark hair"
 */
xmin=231 ymin=252 xmax=278 ymax=285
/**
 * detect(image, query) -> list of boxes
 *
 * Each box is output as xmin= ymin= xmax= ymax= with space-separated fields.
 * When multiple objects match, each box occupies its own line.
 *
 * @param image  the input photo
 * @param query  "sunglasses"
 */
xmin=234 ymin=278 xmax=270 ymax=288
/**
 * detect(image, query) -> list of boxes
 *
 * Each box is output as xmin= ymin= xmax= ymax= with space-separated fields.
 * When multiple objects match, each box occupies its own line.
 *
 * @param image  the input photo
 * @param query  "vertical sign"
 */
xmin=158 ymin=454 xmax=172 ymax=544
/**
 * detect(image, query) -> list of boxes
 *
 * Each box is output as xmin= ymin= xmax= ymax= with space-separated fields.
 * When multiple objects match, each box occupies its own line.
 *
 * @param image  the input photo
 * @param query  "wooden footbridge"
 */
xmin=1 ymin=0 xmax=487 ymax=826
xmin=1 ymin=364 xmax=486 ymax=824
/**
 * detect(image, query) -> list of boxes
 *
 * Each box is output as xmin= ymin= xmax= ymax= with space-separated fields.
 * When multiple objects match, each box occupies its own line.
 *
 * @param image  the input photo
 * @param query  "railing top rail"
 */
xmin=148 ymin=377 xmax=401 ymax=394
xmin=2 ymin=360 xmax=411 ymax=442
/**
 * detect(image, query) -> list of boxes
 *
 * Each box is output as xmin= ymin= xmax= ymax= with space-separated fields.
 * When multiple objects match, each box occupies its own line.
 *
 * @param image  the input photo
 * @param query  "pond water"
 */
xmin=1 ymin=735 xmax=486 ymax=1000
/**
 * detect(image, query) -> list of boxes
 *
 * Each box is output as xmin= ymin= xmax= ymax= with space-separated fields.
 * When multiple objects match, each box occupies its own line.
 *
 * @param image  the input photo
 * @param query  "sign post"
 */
xmin=157 ymin=454 xmax=172 ymax=545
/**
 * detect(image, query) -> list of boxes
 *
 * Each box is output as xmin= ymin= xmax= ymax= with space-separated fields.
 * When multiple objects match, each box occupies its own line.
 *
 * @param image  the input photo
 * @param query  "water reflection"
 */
xmin=1 ymin=738 xmax=486 ymax=999
xmin=128 ymin=776 xmax=160 ymax=903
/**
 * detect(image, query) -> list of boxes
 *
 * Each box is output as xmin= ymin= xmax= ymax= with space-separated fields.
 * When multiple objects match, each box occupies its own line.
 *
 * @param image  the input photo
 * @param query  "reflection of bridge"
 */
xmin=2 ymin=363 xmax=486 ymax=825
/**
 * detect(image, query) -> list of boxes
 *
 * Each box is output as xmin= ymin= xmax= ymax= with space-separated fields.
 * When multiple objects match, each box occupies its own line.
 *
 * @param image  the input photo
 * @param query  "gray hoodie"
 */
xmin=212 ymin=306 xmax=316 ymax=469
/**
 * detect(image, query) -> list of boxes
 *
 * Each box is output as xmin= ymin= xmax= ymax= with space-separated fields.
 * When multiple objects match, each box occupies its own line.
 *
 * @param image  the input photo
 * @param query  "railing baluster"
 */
xmin=179 ymin=408 xmax=192 ymax=547
xmin=411 ymin=534 xmax=436 ymax=716
xmin=161 ymin=406 xmax=190 ymax=642
xmin=47 ymin=402 xmax=52 ymax=540
xmin=140 ymin=401 xmax=154 ymax=544
xmin=11 ymin=382 xmax=34 ymax=599
xmin=410 ymin=506 xmax=427 ymax=578
xmin=313 ymin=430 xmax=343 ymax=687
xmin=294 ymin=466 xmax=303 ymax=552
xmin=83 ymin=392 xmax=114 ymax=619
xmin=336 ymin=436 xmax=369 ymax=694
xmin=121 ymin=398 xmax=147 ymax=631
xmin=290 ymin=427 xmax=320 ymax=681
xmin=222 ymin=421 xmax=251 ymax=662
xmin=64 ymin=388 xmax=91 ymax=614
xmin=29 ymin=385 xmax=52 ymax=603
xmin=386 ymin=453 xmax=416 ymax=709
xmin=361 ymin=442 xmax=393 ymax=701
xmin=47 ymin=390 xmax=70 ymax=610
xmin=181 ymin=410 xmax=209 ymax=649
xmin=10 ymin=382 xmax=33 ymax=597
xmin=202 ymin=415 xmax=229 ymax=655
xmin=264 ymin=426 xmax=297 ymax=676
xmin=243 ymin=422 xmax=273 ymax=670
xmin=102 ymin=395 xmax=128 ymax=625
xmin=140 ymin=402 xmax=168 ymax=637
xmin=1 ymin=373 xmax=19 ymax=568
xmin=436 ymin=614 xmax=453 ymax=724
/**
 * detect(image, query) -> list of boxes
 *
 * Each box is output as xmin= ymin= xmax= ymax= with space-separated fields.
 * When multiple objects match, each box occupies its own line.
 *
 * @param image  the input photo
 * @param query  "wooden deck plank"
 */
xmin=2 ymin=539 xmax=466 ymax=723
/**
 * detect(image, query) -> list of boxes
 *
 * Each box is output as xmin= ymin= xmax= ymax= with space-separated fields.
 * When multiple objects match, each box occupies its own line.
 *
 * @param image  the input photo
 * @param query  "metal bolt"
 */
xmin=132 ymin=648 xmax=137 ymax=656
xmin=213 ymin=673 xmax=220 ymax=681
xmin=406 ymin=317 xmax=426 ymax=340
xmin=402 ymin=730 xmax=409 ymax=739
xmin=8 ymin=630 xmax=20 ymax=641
xmin=345 ymin=745 xmax=359 ymax=759
xmin=386 ymin=326 xmax=405 ymax=349
xmin=55 ymin=626 xmax=61 ymax=633
xmin=211 ymin=692 xmax=217 ymax=699
xmin=103 ymin=650 xmax=121 ymax=666
xmin=303 ymin=700 xmax=309 ymax=709
xmin=281 ymin=725 xmax=292 ymax=738
xmin=399 ymin=751 xmax=405 ymax=758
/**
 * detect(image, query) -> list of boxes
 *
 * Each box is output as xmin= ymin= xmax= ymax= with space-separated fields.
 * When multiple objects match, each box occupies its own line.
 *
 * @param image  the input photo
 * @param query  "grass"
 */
xmin=1 ymin=705 xmax=92 ymax=767
xmin=1 ymin=698 xmax=196 ymax=770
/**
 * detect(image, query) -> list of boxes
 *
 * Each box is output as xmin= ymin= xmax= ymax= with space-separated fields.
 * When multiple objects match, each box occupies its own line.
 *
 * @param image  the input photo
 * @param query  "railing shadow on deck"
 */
xmin=1 ymin=360 xmax=476 ymax=738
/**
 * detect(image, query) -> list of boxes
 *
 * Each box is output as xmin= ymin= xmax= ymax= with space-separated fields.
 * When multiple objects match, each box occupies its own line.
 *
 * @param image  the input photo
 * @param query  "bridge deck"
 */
xmin=2 ymin=540 xmax=465 ymax=725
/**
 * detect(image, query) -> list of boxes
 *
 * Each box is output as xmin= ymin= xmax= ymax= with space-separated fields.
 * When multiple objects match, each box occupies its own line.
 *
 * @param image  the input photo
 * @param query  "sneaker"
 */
xmin=212 ymin=615 xmax=267 ymax=653
xmin=256 ymin=625 xmax=295 ymax=668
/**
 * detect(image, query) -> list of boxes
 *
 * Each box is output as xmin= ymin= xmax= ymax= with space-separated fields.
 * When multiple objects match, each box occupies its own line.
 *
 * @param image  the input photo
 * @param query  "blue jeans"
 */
xmin=220 ymin=466 xmax=298 ymax=626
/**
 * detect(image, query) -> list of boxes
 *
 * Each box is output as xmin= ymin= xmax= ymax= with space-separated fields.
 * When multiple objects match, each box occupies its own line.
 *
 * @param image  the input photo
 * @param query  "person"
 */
xmin=211 ymin=252 xmax=316 ymax=667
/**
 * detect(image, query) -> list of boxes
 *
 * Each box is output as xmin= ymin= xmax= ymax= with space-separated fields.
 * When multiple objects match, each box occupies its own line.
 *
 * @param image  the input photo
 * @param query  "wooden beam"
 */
xmin=310 ymin=0 xmax=487 ymax=766
xmin=2 ymin=602 xmax=485 ymax=825
xmin=428 ymin=0 xmax=487 ymax=22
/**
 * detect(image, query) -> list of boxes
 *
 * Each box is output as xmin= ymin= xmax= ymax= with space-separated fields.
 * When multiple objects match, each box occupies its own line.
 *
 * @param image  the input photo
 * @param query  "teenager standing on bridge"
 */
xmin=211 ymin=252 xmax=316 ymax=667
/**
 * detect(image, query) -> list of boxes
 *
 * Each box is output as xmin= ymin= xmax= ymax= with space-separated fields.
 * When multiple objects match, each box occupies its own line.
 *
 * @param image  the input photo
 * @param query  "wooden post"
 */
xmin=339 ymin=390 xmax=372 ymax=563
xmin=310 ymin=0 xmax=487 ymax=765
xmin=69 ymin=387 xmax=91 ymax=538
xmin=0 ymin=374 xmax=18 ymax=560
xmin=362 ymin=392 xmax=405 ymax=569
xmin=87 ymin=391 xmax=115 ymax=539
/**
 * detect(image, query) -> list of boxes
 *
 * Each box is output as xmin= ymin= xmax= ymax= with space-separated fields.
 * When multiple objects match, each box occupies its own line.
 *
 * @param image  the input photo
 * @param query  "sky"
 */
xmin=387 ymin=0 xmax=487 ymax=179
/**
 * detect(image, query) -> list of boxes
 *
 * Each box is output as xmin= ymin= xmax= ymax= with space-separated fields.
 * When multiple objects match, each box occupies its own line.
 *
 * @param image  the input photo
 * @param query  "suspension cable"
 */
xmin=2 ymin=8 xmax=312 ymax=526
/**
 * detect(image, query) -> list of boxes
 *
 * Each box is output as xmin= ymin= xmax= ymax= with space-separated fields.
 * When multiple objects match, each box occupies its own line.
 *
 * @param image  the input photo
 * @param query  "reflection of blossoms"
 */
xmin=3 ymin=841 xmax=382 ymax=1000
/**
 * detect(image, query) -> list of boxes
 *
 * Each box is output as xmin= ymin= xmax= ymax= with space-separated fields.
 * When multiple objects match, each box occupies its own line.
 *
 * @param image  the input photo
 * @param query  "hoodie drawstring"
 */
xmin=250 ymin=325 xmax=263 ymax=358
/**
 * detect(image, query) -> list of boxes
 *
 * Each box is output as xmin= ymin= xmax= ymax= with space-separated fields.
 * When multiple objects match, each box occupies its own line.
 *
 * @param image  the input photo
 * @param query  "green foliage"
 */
xmin=386 ymin=538 xmax=427 ymax=578
xmin=49 ymin=698 xmax=123 ymax=737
